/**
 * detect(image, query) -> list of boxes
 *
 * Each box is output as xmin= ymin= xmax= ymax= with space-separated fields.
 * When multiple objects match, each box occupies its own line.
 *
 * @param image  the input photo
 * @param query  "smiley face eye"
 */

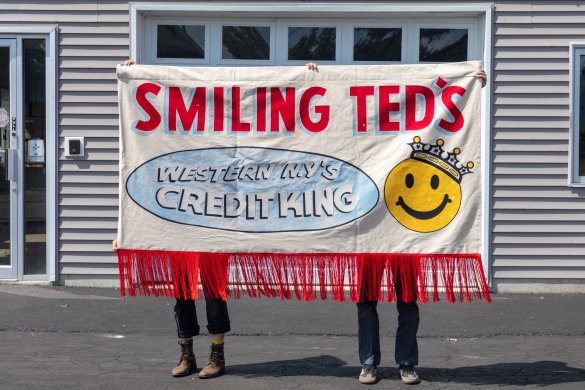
xmin=430 ymin=174 xmax=439 ymax=190
xmin=405 ymin=173 xmax=414 ymax=188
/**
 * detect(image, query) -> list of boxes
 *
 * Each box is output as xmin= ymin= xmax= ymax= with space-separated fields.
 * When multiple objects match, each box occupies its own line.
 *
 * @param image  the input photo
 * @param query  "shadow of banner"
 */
xmin=227 ymin=356 xmax=585 ymax=386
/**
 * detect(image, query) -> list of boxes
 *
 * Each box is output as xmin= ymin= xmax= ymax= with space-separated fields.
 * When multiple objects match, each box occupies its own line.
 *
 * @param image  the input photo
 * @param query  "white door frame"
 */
xmin=0 ymin=27 xmax=58 ymax=282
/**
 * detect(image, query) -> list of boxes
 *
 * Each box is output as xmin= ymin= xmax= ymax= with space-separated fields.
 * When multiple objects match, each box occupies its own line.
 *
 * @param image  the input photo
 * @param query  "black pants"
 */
xmin=174 ymin=298 xmax=231 ymax=338
xmin=357 ymin=274 xmax=420 ymax=367
xmin=357 ymin=298 xmax=419 ymax=366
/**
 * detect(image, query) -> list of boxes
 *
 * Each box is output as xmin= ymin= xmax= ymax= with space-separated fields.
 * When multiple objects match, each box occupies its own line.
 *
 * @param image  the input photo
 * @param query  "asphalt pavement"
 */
xmin=0 ymin=284 xmax=584 ymax=389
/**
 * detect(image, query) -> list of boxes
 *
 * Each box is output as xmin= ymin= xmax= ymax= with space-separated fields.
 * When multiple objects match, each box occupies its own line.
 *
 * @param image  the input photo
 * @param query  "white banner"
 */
xmin=117 ymin=62 xmax=482 ymax=254
xmin=116 ymin=62 xmax=488 ymax=302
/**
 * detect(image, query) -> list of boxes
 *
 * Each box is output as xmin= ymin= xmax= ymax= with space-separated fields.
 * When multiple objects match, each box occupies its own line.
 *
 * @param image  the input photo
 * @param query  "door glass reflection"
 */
xmin=0 ymin=46 xmax=10 ymax=266
xmin=23 ymin=39 xmax=46 ymax=275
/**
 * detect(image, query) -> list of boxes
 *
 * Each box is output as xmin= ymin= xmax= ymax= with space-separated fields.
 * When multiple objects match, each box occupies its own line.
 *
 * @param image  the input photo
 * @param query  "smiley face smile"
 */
xmin=395 ymin=194 xmax=452 ymax=220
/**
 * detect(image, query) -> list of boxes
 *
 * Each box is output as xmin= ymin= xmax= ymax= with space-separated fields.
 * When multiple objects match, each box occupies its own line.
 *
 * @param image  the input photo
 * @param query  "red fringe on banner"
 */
xmin=117 ymin=250 xmax=491 ymax=303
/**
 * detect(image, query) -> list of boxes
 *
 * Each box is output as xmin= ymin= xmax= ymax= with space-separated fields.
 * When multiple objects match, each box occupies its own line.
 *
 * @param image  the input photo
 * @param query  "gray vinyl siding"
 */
xmin=491 ymin=1 xmax=585 ymax=281
xmin=57 ymin=6 xmax=129 ymax=279
xmin=3 ymin=0 xmax=585 ymax=286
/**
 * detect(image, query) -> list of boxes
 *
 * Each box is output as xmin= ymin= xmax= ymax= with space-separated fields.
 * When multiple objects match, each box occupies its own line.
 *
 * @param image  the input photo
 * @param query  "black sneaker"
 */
xmin=399 ymin=364 xmax=421 ymax=384
xmin=359 ymin=364 xmax=377 ymax=384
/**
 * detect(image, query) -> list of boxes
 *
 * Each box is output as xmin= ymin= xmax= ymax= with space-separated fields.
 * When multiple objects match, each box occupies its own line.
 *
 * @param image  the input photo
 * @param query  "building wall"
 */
xmin=491 ymin=1 xmax=585 ymax=286
xmin=0 ymin=1 xmax=131 ymax=283
xmin=1 ymin=0 xmax=584 ymax=289
xmin=57 ymin=3 xmax=128 ymax=282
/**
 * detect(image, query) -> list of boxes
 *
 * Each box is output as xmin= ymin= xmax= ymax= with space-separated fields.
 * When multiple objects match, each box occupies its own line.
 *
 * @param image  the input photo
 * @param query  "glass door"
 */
xmin=0 ymin=38 xmax=17 ymax=279
xmin=23 ymin=38 xmax=47 ymax=275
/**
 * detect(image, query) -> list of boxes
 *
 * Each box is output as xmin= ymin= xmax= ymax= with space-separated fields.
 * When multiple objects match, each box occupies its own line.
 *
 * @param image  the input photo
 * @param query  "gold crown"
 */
xmin=409 ymin=137 xmax=473 ymax=183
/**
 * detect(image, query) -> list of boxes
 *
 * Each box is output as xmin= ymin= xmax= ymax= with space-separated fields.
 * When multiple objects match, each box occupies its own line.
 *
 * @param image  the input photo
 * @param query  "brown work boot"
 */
xmin=198 ymin=342 xmax=225 ymax=379
xmin=171 ymin=338 xmax=196 ymax=377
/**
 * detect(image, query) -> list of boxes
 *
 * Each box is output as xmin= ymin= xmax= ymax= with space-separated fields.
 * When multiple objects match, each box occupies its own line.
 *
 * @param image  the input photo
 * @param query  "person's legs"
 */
xmin=199 ymin=298 xmax=230 ymax=379
xmin=171 ymin=299 xmax=200 ymax=377
xmin=395 ymin=298 xmax=419 ymax=366
xmin=205 ymin=297 xmax=231 ymax=336
xmin=357 ymin=300 xmax=380 ymax=384
xmin=395 ymin=277 xmax=421 ymax=384
xmin=174 ymin=298 xmax=201 ymax=339
xmin=357 ymin=300 xmax=381 ymax=366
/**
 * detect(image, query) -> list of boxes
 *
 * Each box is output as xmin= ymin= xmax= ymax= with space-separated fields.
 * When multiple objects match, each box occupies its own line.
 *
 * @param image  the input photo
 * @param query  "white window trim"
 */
xmin=569 ymin=42 xmax=585 ymax=187
xmin=130 ymin=2 xmax=494 ymax=284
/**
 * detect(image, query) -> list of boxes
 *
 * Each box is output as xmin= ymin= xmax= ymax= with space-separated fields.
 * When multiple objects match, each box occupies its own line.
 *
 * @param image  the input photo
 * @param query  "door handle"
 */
xmin=0 ymin=149 xmax=5 ymax=181
xmin=4 ymin=148 xmax=16 ymax=182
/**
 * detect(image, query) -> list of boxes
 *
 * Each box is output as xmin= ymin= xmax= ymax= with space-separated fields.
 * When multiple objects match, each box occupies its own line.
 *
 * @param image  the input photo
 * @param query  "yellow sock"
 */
xmin=211 ymin=338 xmax=224 ymax=345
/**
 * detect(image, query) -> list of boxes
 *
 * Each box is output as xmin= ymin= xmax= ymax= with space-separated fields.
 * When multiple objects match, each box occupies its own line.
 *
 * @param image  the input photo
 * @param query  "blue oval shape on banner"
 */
xmin=126 ymin=147 xmax=379 ymax=233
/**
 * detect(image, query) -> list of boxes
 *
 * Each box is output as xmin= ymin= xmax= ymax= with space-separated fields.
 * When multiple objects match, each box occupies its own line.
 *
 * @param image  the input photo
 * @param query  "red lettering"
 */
xmin=349 ymin=86 xmax=374 ymax=133
xmin=214 ymin=87 xmax=224 ymax=132
xmin=231 ymin=86 xmax=250 ymax=132
xmin=270 ymin=87 xmax=296 ymax=132
xmin=299 ymin=87 xmax=329 ymax=133
xmin=405 ymin=85 xmax=434 ymax=131
xmin=378 ymin=86 xmax=400 ymax=132
xmin=168 ymin=87 xmax=206 ymax=132
xmin=256 ymin=87 xmax=267 ymax=132
xmin=134 ymin=82 xmax=161 ymax=132
xmin=438 ymin=86 xmax=466 ymax=132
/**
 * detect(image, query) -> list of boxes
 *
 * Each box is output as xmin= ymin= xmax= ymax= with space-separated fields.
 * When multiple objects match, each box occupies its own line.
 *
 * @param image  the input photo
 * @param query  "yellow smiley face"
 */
xmin=384 ymin=159 xmax=461 ymax=233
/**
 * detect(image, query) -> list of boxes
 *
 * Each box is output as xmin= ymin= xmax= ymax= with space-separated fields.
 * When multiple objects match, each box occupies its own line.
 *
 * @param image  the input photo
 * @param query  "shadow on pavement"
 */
xmin=228 ymin=357 xmax=585 ymax=386
xmin=420 ymin=361 xmax=585 ymax=386
xmin=227 ymin=355 xmax=356 ymax=379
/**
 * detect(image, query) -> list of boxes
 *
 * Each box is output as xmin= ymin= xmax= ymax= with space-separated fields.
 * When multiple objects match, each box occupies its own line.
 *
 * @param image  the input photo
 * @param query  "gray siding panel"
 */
xmin=60 ymin=219 xmax=118 ymax=229
xmin=59 ymin=183 xmax=119 ymax=195
xmin=59 ymin=165 xmax=119 ymax=174
xmin=60 ymin=207 xmax=118 ymax=218
xmin=494 ymin=48 xmax=569 ymax=59
xmin=61 ymin=127 xmax=119 ymax=137
xmin=495 ymin=210 xmax=585 ymax=221
xmin=60 ymin=57 xmax=124 ymax=69
xmin=60 ymin=172 xmax=119 ymax=184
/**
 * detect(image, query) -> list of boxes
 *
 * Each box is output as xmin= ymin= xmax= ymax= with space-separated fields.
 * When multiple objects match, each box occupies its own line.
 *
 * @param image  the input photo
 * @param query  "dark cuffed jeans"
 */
xmin=357 ymin=279 xmax=420 ymax=367
xmin=174 ymin=298 xmax=231 ymax=338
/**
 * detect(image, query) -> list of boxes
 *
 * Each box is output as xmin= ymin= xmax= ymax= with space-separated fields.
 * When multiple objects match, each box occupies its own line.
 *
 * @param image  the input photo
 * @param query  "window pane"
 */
xmin=23 ymin=39 xmax=46 ymax=275
xmin=0 ymin=47 xmax=10 ymax=267
xmin=419 ymin=28 xmax=468 ymax=62
xmin=354 ymin=28 xmax=401 ymax=62
xmin=157 ymin=25 xmax=205 ymax=59
xmin=579 ymin=55 xmax=585 ymax=176
xmin=222 ymin=26 xmax=270 ymax=60
xmin=288 ymin=27 xmax=336 ymax=61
